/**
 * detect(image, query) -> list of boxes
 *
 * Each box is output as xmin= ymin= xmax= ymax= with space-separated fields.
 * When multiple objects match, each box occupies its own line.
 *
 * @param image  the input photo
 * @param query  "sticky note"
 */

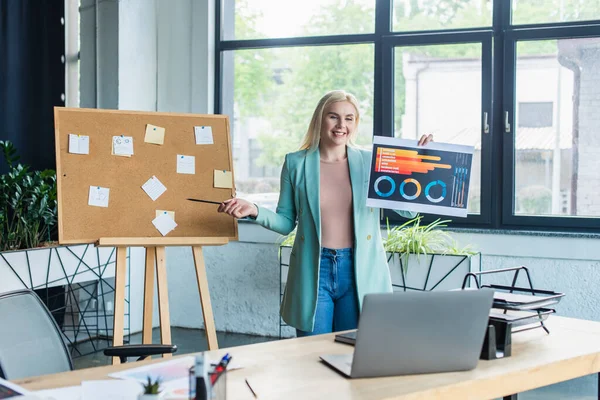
xmin=142 ymin=176 xmax=167 ymax=201
xmin=194 ymin=126 xmax=214 ymax=145
xmin=214 ymin=170 xmax=233 ymax=189
xmin=156 ymin=210 xmax=175 ymax=221
xmin=145 ymin=124 xmax=165 ymax=145
xmin=112 ymin=135 xmax=134 ymax=156
xmin=152 ymin=213 xmax=177 ymax=236
xmin=88 ymin=186 xmax=110 ymax=207
xmin=176 ymin=155 xmax=195 ymax=174
xmin=68 ymin=134 xmax=90 ymax=155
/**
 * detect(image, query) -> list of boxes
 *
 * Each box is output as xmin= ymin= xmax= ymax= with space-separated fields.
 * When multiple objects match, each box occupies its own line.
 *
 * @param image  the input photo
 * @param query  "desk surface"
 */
xmin=15 ymin=316 xmax=600 ymax=400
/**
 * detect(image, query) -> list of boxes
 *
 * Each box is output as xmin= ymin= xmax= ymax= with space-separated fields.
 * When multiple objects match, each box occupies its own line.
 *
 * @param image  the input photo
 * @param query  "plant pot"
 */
xmin=387 ymin=252 xmax=481 ymax=292
xmin=138 ymin=394 xmax=160 ymax=400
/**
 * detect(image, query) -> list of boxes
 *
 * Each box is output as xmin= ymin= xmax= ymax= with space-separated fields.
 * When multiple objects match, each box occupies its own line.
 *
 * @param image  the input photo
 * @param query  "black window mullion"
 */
xmin=374 ymin=0 xmax=393 ymax=137
xmin=501 ymin=33 xmax=516 ymax=228
xmin=477 ymin=34 xmax=494 ymax=226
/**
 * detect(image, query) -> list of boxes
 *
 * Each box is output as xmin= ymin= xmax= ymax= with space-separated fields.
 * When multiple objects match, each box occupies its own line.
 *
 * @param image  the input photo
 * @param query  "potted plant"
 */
xmin=0 ymin=140 xmax=58 ymax=251
xmin=384 ymin=216 xmax=479 ymax=292
xmin=0 ymin=141 xmax=120 ymax=351
xmin=139 ymin=376 xmax=162 ymax=399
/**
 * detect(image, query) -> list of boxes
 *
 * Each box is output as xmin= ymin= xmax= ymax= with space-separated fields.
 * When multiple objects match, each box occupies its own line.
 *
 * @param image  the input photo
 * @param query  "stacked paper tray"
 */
xmin=484 ymin=284 xmax=565 ymax=311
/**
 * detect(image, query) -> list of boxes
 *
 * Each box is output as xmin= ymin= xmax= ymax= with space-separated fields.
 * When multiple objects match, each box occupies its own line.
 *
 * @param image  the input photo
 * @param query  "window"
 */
xmin=223 ymin=0 xmax=375 ymax=40
xmin=393 ymin=0 xmax=493 ymax=32
xmin=512 ymin=0 xmax=600 ymax=25
xmin=511 ymin=37 xmax=600 ymax=219
xmin=394 ymin=43 xmax=484 ymax=215
xmin=217 ymin=0 xmax=600 ymax=231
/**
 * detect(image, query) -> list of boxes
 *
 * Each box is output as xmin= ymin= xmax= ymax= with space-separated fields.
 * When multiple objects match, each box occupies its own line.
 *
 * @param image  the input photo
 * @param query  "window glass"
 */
xmin=393 ymin=0 xmax=492 ymax=32
xmin=394 ymin=43 xmax=483 ymax=214
xmin=222 ymin=45 xmax=374 ymax=210
xmin=223 ymin=0 xmax=375 ymax=40
xmin=514 ymin=38 xmax=600 ymax=217
xmin=512 ymin=0 xmax=600 ymax=25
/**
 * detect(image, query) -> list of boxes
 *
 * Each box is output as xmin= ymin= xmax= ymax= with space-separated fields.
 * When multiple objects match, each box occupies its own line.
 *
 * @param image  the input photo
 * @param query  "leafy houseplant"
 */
xmin=384 ymin=216 xmax=476 ymax=273
xmin=139 ymin=376 xmax=162 ymax=399
xmin=278 ymin=215 xmax=476 ymax=262
xmin=0 ymin=141 xmax=57 ymax=251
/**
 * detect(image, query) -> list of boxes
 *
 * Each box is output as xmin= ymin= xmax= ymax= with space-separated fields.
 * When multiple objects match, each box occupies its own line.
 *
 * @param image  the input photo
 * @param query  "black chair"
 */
xmin=0 ymin=289 xmax=176 ymax=379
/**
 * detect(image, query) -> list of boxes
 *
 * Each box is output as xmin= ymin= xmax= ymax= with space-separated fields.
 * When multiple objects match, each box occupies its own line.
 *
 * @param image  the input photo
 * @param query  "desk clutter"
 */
xmin=462 ymin=266 xmax=565 ymax=360
xmin=2 ymin=354 xmax=241 ymax=400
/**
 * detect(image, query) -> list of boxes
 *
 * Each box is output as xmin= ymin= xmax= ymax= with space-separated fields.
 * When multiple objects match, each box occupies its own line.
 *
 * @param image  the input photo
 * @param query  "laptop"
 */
xmin=320 ymin=289 xmax=494 ymax=378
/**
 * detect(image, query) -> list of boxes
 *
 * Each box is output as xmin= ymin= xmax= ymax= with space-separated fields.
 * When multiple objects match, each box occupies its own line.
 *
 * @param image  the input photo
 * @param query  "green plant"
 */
xmin=142 ymin=376 xmax=162 ymax=395
xmin=384 ymin=215 xmax=476 ymax=271
xmin=0 ymin=141 xmax=57 ymax=251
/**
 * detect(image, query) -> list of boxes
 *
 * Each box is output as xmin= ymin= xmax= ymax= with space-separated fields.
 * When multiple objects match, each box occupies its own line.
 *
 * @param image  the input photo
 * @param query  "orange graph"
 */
xmin=375 ymin=147 xmax=451 ymax=175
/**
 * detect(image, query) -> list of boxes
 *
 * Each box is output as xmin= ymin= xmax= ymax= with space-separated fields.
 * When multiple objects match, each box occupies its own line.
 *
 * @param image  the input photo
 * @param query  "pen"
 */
xmin=187 ymin=198 xmax=223 ymax=205
xmin=210 ymin=353 xmax=232 ymax=384
xmin=245 ymin=378 xmax=258 ymax=399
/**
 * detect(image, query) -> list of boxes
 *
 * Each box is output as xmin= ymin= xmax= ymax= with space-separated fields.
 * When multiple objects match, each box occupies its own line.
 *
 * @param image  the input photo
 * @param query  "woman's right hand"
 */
xmin=217 ymin=198 xmax=259 ymax=219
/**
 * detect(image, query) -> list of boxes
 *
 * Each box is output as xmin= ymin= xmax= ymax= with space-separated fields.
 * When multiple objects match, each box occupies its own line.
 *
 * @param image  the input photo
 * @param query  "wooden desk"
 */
xmin=15 ymin=316 xmax=600 ymax=399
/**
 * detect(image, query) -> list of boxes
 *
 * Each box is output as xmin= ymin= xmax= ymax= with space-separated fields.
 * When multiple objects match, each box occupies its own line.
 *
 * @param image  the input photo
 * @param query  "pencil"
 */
xmin=187 ymin=198 xmax=222 ymax=205
xmin=245 ymin=378 xmax=258 ymax=398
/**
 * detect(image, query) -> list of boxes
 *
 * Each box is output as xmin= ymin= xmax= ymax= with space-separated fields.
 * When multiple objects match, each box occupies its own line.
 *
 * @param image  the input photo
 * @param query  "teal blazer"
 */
xmin=254 ymin=146 xmax=414 ymax=332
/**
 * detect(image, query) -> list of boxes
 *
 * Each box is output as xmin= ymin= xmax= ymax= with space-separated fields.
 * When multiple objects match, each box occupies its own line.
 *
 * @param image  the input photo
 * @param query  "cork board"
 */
xmin=54 ymin=107 xmax=238 ymax=244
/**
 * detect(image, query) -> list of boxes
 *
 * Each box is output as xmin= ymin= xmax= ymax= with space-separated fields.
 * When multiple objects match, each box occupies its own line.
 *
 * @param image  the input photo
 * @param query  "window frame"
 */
xmin=215 ymin=0 xmax=600 ymax=233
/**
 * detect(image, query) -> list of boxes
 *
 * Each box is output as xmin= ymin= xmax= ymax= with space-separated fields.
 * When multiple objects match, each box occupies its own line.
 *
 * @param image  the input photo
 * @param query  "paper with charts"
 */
xmin=367 ymin=136 xmax=474 ymax=218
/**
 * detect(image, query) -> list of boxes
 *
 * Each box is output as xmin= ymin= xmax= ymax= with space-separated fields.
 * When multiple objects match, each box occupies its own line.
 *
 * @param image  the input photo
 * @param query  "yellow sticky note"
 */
xmin=145 ymin=124 xmax=165 ymax=145
xmin=156 ymin=210 xmax=175 ymax=221
xmin=214 ymin=170 xmax=233 ymax=189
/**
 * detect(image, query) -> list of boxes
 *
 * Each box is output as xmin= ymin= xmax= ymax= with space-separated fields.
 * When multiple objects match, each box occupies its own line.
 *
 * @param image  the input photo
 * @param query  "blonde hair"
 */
xmin=299 ymin=90 xmax=361 ymax=151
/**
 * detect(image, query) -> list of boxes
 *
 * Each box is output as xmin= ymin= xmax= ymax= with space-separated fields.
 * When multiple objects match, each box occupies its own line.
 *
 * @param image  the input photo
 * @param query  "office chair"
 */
xmin=0 ymin=289 xmax=176 ymax=380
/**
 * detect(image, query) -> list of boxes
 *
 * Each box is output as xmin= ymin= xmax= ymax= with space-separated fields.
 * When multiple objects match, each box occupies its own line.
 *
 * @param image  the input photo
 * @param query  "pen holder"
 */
xmin=188 ymin=367 xmax=227 ymax=400
xmin=209 ymin=370 xmax=227 ymax=400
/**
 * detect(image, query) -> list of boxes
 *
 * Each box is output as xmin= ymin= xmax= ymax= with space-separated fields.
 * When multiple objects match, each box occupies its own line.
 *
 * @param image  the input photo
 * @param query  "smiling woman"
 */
xmin=218 ymin=90 xmax=433 ymax=337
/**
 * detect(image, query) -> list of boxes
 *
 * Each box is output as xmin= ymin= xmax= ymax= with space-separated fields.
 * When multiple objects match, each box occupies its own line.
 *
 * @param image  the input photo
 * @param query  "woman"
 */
xmin=218 ymin=90 xmax=433 ymax=336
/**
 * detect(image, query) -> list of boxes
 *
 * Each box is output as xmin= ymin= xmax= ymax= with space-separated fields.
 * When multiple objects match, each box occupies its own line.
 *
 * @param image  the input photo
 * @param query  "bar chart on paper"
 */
xmin=367 ymin=136 xmax=474 ymax=217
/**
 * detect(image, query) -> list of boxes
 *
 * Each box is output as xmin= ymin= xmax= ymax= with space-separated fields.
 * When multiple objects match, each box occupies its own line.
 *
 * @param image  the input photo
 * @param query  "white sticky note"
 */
xmin=194 ymin=126 xmax=214 ymax=145
xmin=152 ymin=213 xmax=177 ymax=236
xmin=156 ymin=210 xmax=175 ymax=221
xmin=68 ymin=134 xmax=90 ymax=155
xmin=142 ymin=176 xmax=167 ymax=201
xmin=88 ymin=186 xmax=110 ymax=208
xmin=176 ymin=155 xmax=195 ymax=174
xmin=112 ymin=135 xmax=134 ymax=156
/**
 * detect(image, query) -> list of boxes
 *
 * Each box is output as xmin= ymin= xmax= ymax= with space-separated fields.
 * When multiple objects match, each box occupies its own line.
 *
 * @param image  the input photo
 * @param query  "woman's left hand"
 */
xmin=417 ymin=134 xmax=434 ymax=146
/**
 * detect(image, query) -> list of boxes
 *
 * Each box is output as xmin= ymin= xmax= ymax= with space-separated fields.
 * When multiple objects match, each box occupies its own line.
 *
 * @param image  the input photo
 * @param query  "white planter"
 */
xmin=278 ymin=246 xmax=479 ymax=293
xmin=138 ymin=394 xmax=160 ymax=400
xmin=0 ymin=243 xmax=116 ymax=294
xmin=387 ymin=252 xmax=481 ymax=292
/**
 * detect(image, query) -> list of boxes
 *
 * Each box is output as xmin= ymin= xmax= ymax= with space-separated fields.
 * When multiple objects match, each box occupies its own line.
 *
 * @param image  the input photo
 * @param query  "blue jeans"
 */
xmin=296 ymin=247 xmax=359 ymax=337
